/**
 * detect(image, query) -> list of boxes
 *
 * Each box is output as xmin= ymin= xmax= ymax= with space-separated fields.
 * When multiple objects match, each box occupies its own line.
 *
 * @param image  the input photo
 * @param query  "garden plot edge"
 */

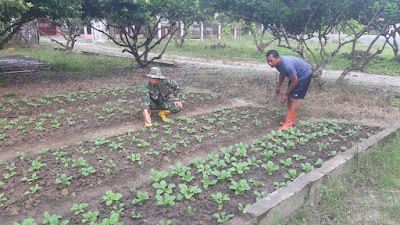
xmin=228 ymin=125 xmax=400 ymax=225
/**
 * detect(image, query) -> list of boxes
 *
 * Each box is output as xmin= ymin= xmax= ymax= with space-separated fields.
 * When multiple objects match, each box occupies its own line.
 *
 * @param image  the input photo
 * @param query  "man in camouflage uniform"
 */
xmin=140 ymin=67 xmax=183 ymax=127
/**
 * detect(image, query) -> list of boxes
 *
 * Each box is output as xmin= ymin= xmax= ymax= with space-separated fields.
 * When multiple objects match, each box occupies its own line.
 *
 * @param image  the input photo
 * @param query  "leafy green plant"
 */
xmin=280 ymin=158 xmax=293 ymax=167
xmin=156 ymin=193 xmax=176 ymax=207
xmin=148 ymin=169 xmax=169 ymax=182
xmin=70 ymin=203 xmax=88 ymax=215
xmin=234 ymin=142 xmax=248 ymax=158
xmin=131 ymin=211 xmax=142 ymax=219
xmin=230 ymin=162 xmax=250 ymax=175
xmin=43 ymin=212 xmax=69 ymax=225
xmin=153 ymin=180 xmax=176 ymax=195
xmin=106 ymin=160 xmax=116 ymax=173
xmin=273 ymin=181 xmax=288 ymax=190
xmin=82 ymin=210 xmax=99 ymax=224
xmin=21 ymin=173 xmax=40 ymax=184
xmin=127 ymin=153 xmax=142 ymax=165
xmin=158 ymin=220 xmax=172 ymax=225
xmin=131 ymin=191 xmax=149 ymax=205
xmin=211 ymin=170 xmax=232 ymax=181
xmin=229 ymin=179 xmax=251 ymax=195
xmin=24 ymin=184 xmax=42 ymax=195
xmin=315 ymin=158 xmax=323 ymax=167
xmin=238 ymin=203 xmax=249 ymax=212
xmin=292 ymin=154 xmax=306 ymax=161
xmin=100 ymin=190 xmax=123 ymax=206
xmin=55 ymin=174 xmax=72 ymax=187
xmin=254 ymin=191 xmax=269 ymax=201
xmin=0 ymin=192 xmax=6 ymax=207
xmin=28 ymin=157 xmax=47 ymax=171
xmin=213 ymin=211 xmax=234 ymax=224
xmin=81 ymin=166 xmax=96 ymax=177
xmin=284 ymin=169 xmax=304 ymax=181
xmin=301 ymin=163 xmax=315 ymax=173
xmin=202 ymin=174 xmax=218 ymax=189
xmin=96 ymin=212 xmax=123 ymax=225
xmin=211 ymin=192 xmax=230 ymax=210
xmin=261 ymin=161 xmax=280 ymax=176
xmin=263 ymin=150 xmax=275 ymax=161
xmin=187 ymin=206 xmax=197 ymax=216
xmin=177 ymin=184 xmax=202 ymax=201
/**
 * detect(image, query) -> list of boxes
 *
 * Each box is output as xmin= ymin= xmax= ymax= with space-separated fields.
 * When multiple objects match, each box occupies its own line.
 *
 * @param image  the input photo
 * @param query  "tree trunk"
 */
xmin=19 ymin=19 xmax=40 ymax=47
xmin=335 ymin=68 xmax=351 ymax=85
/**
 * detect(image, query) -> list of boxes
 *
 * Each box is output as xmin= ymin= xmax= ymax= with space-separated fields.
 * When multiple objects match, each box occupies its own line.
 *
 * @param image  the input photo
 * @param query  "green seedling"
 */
xmin=229 ymin=179 xmax=251 ymax=195
xmin=163 ymin=143 xmax=177 ymax=152
xmin=254 ymin=191 xmax=269 ymax=201
xmin=131 ymin=211 xmax=142 ymax=219
xmin=202 ymin=174 xmax=217 ymax=189
xmin=230 ymin=162 xmax=250 ymax=175
xmin=261 ymin=161 xmax=279 ymax=176
xmin=127 ymin=153 xmax=142 ymax=165
xmin=301 ymin=163 xmax=315 ymax=173
xmin=61 ymin=157 xmax=72 ymax=167
xmin=315 ymin=158 xmax=324 ymax=167
xmin=169 ymin=161 xmax=191 ymax=177
xmin=239 ymin=203 xmax=250 ymax=212
xmin=148 ymin=169 xmax=169 ymax=182
xmin=179 ymin=137 xmax=189 ymax=147
xmin=248 ymin=179 xmax=264 ymax=187
xmin=106 ymin=160 xmax=116 ymax=173
xmin=70 ymin=203 xmax=88 ymax=215
xmin=43 ymin=212 xmax=69 ymax=225
xmin=131 ymin=191 xmax=149 ymax=205
xmin=292 ymin=154 xmax=306 ymax=161
xmin=177 ymin=184 xmax=202 ymax=201
xmin=209 ymin=158 xmax=227 ymax=170
xmin=109 ymin=142 xmax=124 ymax=151
xmin=275 ymin=146 xmax=285 ymax=155
xmin=55 ymin=174 xmax=72 ymax=187
xmin=213 ymin=211 xmax=234 ymax=224
xmin=153 ymin=180 xmax=176 ymax=195
xmin=211 ymin=170 xmax=232 ymax=181
xmin=21 ymin=173 xmax=40 ymax=184
xmin=219 ymin=130 xmax=228 ymax=135
xmin=280 ymin=158 xmax=293 ymax=167
xmin=72 ymin=157 xmax=89 ymax=168
xmin=98 ymin=212 xmax=123 ymax=225
xmin=81 ymin=166 xmax=96 ymax=176
xmin=112 ymin=203 xmax=124 ymax=214
xmin=194 ymin=135 xmax=204 ymax=142
xmin=158 ymin=220 xmax=172 ymax=225
xmin=187 ymin=206 xmax=197 ymax=216
xmin=16 ymin=150 xmax=29 ymax=160
xmin=156 ymin=193 xmax=176 ymax=207
xmin=28 ymin=157 xmax=47 ymax=172
xmin=284 ymin=169 xmax=304 ymax=181
xmin=24 ymin=184 xmax=42 ymax=195
xmin=0 ymin=192 xmax=6 ymax=207
xmin=263 ymin=151 xmax=275 ymax=161
xmin=273 ymin=181 xmax=289 ymax=190
xmin=101 ymin=190 xmax=123 ymax=206
xmin=234 ymin=142 xmax=248 ymax=158
xmin=190 ymin=158 xmax=204 ymax=167
xmin=94 ymin=137 xmax=110 ymax=146
xmin=211 ymin=192 xmax=230 ymax=210
xmin=82 ymin=210 xmax=99 ymax=224
xmin=181 ymin=171 xmax=195 ymax=183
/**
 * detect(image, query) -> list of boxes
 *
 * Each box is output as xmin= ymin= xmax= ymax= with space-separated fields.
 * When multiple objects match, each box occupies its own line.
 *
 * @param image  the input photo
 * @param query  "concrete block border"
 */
xmin=227 ymin=125 xmax=400 ymax=225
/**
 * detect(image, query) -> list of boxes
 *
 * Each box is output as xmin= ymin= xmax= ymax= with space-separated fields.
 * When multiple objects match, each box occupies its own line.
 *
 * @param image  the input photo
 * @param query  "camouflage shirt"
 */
xmin=140 ymin=78 xmax=182 ymax=110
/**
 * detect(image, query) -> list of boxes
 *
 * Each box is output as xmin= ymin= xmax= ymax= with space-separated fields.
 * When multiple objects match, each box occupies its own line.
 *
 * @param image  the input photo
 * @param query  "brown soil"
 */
xmin=0 ymin=60 xmax=396 ymax=224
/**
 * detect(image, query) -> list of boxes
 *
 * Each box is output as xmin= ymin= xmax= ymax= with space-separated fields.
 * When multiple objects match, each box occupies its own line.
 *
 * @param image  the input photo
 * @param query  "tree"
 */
xmin=383 ymin=0 xmax=400 ymax=62
xmin=0 ymin=0 xmax=83 ymax=50
xmin=173 ymin=0 xmax=214 ymax=48
xmin=83 ymin=0 xmax=197 ymax=67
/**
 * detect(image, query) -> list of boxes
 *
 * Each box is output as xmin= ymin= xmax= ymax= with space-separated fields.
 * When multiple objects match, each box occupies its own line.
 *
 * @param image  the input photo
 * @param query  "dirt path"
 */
xmin=62 ymin=40 xmax=400 ymax=94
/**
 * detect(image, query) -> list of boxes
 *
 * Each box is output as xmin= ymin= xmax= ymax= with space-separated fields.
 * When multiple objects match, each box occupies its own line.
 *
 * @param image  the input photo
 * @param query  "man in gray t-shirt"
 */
xmin=266 ymin=50 xmax=312 ymax=131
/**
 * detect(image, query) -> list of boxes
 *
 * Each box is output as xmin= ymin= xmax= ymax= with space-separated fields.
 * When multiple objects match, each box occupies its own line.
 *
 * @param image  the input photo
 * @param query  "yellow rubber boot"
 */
xmin=142 ymin=111 xmax=152 ymax=127
xmin=278 ymin=110 xmax=296 ymax=131
xmin=158 ymin=110 xmax=172 ymax=122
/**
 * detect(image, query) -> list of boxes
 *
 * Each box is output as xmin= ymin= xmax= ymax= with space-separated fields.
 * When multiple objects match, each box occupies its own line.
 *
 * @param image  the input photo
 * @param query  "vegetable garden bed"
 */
xmin=0 ymin=87 xmax=222 ymax=150
xmin=0 ymin=102 xmax=380 ymax=225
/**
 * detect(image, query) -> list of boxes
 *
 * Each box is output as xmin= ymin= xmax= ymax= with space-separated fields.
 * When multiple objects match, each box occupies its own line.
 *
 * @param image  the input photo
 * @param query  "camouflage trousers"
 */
xmin=148 ymin=100 xmax=182 ymax=114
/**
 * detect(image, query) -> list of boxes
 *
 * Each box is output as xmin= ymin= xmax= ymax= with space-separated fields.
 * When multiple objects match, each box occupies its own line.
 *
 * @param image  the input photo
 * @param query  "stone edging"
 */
xmin=227 ymin=125 xmax=400 ymax=225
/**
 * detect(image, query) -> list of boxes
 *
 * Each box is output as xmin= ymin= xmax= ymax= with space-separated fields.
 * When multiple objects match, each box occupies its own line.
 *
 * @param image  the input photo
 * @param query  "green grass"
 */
xmin=275 ymin=135 xmax=400 ymax=224
xmin=0 ymin=46 xmax=135 ymax=77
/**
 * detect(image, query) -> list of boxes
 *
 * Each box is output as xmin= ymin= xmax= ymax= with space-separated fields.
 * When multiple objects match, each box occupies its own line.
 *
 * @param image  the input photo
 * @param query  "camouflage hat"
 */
xmin=146 ymin=67 xmax=166 ymax=79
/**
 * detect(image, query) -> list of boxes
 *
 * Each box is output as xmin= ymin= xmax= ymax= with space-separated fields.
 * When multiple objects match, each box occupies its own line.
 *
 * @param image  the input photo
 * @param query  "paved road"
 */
xmin=41 ymin=38 xmax=400 ymax=94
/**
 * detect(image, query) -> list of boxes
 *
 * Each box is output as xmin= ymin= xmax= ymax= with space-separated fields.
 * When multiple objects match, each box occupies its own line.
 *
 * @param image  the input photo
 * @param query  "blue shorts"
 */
xmin=288 ymin=76 xmax=312 ymax=99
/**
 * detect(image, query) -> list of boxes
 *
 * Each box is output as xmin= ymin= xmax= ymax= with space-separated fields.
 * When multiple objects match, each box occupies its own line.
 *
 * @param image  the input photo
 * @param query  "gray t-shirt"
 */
xmin=276 ymin=56 xmax=312 ymax=80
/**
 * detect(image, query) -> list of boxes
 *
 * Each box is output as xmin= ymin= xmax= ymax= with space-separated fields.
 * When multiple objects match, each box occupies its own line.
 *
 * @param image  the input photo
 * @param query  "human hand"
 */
xmin=275 ymin=87 xmax=281 ymax=96
xmin=174 ymin=101 xmax=183 ymax=109
xmin=281 ymin=94 xmax=288 ymax=104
